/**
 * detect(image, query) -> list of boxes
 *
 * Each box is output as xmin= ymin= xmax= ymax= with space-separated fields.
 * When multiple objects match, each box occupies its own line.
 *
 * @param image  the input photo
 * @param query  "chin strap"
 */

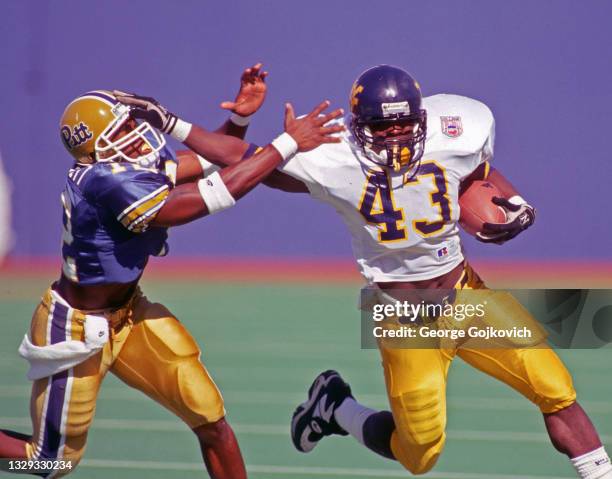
xmin=391 ymin=145 xmax=401 ymax=171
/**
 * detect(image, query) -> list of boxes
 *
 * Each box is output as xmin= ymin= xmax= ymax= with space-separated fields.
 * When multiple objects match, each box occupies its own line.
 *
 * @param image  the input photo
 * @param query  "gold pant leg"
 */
xmin=379 ymin=343 xmax=453 ymax=474
xmin=110 ymin=293 xmax=225 ymax=428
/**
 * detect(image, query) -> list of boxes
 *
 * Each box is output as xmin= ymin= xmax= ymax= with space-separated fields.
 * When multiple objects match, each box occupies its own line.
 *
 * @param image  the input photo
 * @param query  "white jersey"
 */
xmin=279 ymin=94 xmax=495 ymax=283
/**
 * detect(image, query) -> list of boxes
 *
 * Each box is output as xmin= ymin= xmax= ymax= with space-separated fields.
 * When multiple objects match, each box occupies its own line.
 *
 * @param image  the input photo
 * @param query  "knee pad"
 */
xmin=176 ymin=355 xmax=226 ymax=425
xmin=524 ymin=349 xmax=577 ymax=413
xmin=391 ymin=387 xmax=446 ymax=446
xmin=391 ymin=430 xmax=446 ymax=475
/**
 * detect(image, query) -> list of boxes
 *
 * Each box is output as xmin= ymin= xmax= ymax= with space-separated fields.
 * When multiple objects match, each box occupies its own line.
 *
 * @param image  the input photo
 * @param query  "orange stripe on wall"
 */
xmin=1 ymin=257 xmax=611 ymax=287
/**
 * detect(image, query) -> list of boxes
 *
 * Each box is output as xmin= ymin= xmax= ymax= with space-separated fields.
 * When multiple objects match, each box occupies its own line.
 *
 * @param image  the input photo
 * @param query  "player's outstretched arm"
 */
xmin=215 ymin=62 xmax=268 ymax=139
xmin=112 ymin=90 xmax=251 ymax=178
xmin=462 ymin=167 xmax=536 ymax=244
xmin=216 ymin=63 xmax=309 ymax=193
xmin=150 ymin=101 xmax=344 ymax=227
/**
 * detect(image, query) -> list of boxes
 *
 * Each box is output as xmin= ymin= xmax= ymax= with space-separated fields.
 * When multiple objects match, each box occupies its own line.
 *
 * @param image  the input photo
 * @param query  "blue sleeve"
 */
xmin=89 ymin=164 xmax=172 ymax=233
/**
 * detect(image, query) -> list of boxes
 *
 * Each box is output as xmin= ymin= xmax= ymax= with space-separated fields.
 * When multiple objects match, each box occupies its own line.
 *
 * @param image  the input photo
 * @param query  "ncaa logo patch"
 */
xmin=440 ymin=116 xmax=463 ymax=138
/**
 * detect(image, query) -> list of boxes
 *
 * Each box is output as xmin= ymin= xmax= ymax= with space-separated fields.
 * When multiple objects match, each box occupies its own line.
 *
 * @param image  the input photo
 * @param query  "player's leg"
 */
xmin=455 ymin=262 xmax=611 ymax=478
xmin=0 ymin=430 xmax=30 ymax=458
xmin=376 ymin=345 xmax=452 ymax=474
xmin=109 ymin=292 xmax=247 ymax=479
xmin=455 ymin=264 xmax=611 ymax=479
xmin=0 ymin=290 xmax=112 ymax=477
xmin=193 ymin=418 xmax=246 ymax=478
xmin=291 ymin=347 xmax=452 ymax=475
xmin=291 ymin=369 xmax=395 ymax=458
xmin=544 ymin=395 xmax=601 ymax=456
xmin=458 ymin=340 xmax=610 ymax=478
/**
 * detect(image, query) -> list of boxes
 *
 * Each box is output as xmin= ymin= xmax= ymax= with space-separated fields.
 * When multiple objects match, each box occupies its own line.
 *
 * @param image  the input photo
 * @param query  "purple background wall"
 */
xmin=1 ymin=0 xmax=610 ymax=261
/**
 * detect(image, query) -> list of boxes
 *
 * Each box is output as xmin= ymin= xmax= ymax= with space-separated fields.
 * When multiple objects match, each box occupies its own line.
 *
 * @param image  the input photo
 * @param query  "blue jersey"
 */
xmin=60 ymin=149 xmax=177 ymax=285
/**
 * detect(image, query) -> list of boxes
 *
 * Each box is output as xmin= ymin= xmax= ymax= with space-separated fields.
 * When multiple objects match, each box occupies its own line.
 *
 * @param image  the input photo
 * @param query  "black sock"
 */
xmin=362 ymin=411 xmax=396 ymax=459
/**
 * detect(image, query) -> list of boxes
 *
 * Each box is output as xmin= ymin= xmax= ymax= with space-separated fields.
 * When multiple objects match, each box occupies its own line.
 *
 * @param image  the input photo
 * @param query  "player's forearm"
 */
xmin=151 ymin=183 xmax=207 ymax=227
xmin=182 ymin=124 xmax=248 ymax=167
xmin=214 ymin=119 xmax=249 ymax=139
xmin=151 ymin=145 xmax=284 ymax=226
xmin=263 ymin=170 xmax=309 ymax=193
xmin=175 ymin=150 xmax=207 ymax=184
xmin=219 ymin=145 xmax=284 ymax=200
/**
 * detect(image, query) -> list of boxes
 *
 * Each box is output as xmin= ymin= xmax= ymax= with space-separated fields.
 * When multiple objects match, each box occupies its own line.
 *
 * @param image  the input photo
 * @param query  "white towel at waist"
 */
xmin=18 ymin=314 xmax=109 ymax=381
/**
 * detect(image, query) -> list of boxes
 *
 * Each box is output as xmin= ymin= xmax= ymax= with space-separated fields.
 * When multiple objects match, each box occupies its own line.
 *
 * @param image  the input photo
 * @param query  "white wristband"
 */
xmin=196 ymin=155 xmax=221 ymax=175
xmin=197 ymin=172 xmax=236 ymax=214
xmin=271 ymin=132 xmax=298 ymax=160
xmin=230 ymin=113 xmax=251 ymax=127
xmin=171 ymin=118 xmax=192 ymax=142
xmin=508 ymin=195 xmax=527 ymax=206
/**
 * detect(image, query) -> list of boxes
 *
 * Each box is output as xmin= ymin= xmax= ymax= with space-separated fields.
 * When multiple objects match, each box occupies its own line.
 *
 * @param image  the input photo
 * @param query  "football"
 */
xmin=459 ymin=180 xmax=507 ymax=236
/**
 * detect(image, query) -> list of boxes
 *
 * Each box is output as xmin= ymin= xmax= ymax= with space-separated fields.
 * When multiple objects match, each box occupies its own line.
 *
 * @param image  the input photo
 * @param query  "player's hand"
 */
xmin=284 ymin=101 xmax=345 ymax=152
xmin=476 ymin=197 xmax=536 ymax=244
xmin=220 ymin=63 xmax=268 ymax=117
xmin=113 ymin=90 xmax=178 ymax=134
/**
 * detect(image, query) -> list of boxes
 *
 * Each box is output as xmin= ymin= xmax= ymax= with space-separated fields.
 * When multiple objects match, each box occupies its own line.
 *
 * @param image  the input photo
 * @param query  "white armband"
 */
xmin=198 ymin=172 xmax=236 ymax=214
xmin=196 ymin=155 xmax=221 ymax=175
xmin=271 ymin=132 xmax=298 ymax=160
xmin=171 ymin=118 xmax=193 ymax=142
xmin=230 ymin=113 xmax=252 ymax=127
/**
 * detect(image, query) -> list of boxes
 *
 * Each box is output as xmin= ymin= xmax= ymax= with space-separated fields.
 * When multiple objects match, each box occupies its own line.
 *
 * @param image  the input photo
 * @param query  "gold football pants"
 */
xmin=24 ymin=287 xmax=225 ymax=475
xmin=379 ymin=264 xmax=577 ymax=475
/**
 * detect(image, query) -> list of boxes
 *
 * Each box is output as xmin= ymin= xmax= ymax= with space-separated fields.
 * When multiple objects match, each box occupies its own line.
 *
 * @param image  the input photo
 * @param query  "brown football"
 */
xmin=459 ymin=180 xmax=507 ymax=236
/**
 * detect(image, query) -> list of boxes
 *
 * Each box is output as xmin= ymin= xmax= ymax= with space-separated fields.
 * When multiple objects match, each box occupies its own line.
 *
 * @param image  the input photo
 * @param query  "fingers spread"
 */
xmin=242 ymin=63 xmax=266 ymax=83
xmin=317 ymin=108 xmax=344 ymax=125
xmin=308 ymin=100 xmax=331 ymax=118
xmin=320 ymin=125 xmax=345 ymax=134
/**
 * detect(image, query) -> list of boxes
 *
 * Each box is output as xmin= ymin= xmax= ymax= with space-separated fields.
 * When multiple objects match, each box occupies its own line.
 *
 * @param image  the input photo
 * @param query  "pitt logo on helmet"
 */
xmin=61 ymin=122 xmax=93 ymax=149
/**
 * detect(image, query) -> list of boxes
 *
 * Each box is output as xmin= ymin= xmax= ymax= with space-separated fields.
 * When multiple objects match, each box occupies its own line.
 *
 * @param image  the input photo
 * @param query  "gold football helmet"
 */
xmin=59 ymin=90 xmax=166 ymax=164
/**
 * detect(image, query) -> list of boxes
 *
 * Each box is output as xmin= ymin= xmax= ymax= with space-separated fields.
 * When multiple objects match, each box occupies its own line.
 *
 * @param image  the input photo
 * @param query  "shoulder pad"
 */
xmin=423 ymin=94 xmax=494 ymax=154
xmin=79 ymin=162 xmax=165 ymax=199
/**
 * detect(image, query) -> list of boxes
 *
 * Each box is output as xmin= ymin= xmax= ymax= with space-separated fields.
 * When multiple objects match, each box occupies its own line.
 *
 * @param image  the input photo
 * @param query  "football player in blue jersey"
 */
xmin=0 ymin=64 xmax=344 ymax=479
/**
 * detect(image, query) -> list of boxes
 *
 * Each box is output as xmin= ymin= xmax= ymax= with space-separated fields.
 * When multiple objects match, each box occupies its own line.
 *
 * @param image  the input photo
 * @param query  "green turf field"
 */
xmin=0 ymin=274 xmax=610 ymax=478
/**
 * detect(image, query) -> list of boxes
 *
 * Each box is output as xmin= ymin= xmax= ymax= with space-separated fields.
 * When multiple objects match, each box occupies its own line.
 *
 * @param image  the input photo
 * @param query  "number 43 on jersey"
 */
xmin=358 ymin=162 xmax=452 ymax=242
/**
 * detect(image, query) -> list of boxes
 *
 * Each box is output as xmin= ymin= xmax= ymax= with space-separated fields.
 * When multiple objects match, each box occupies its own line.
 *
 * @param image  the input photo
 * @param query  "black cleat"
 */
xmin=291 ymin=370 xmax=353 ymax=453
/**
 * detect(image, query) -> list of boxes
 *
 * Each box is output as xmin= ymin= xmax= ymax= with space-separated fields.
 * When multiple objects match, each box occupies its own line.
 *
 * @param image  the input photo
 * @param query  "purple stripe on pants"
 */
xmin=39 ymin=301 xmax=69 ymax=461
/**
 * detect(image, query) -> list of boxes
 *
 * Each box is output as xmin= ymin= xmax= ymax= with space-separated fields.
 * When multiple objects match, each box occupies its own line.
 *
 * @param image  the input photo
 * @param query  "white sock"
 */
xmin=572 ymin=447 xmax=612 ymax=479
xmin=333 ymin=397 xmax=377 ymax=445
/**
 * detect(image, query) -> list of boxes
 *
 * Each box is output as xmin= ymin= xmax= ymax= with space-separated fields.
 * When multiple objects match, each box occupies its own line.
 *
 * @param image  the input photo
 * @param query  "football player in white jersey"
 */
xmin=268 ymin=65 xmax=609 ymax=478
xmin=119 ymin=65 xmax=611 ymax=478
